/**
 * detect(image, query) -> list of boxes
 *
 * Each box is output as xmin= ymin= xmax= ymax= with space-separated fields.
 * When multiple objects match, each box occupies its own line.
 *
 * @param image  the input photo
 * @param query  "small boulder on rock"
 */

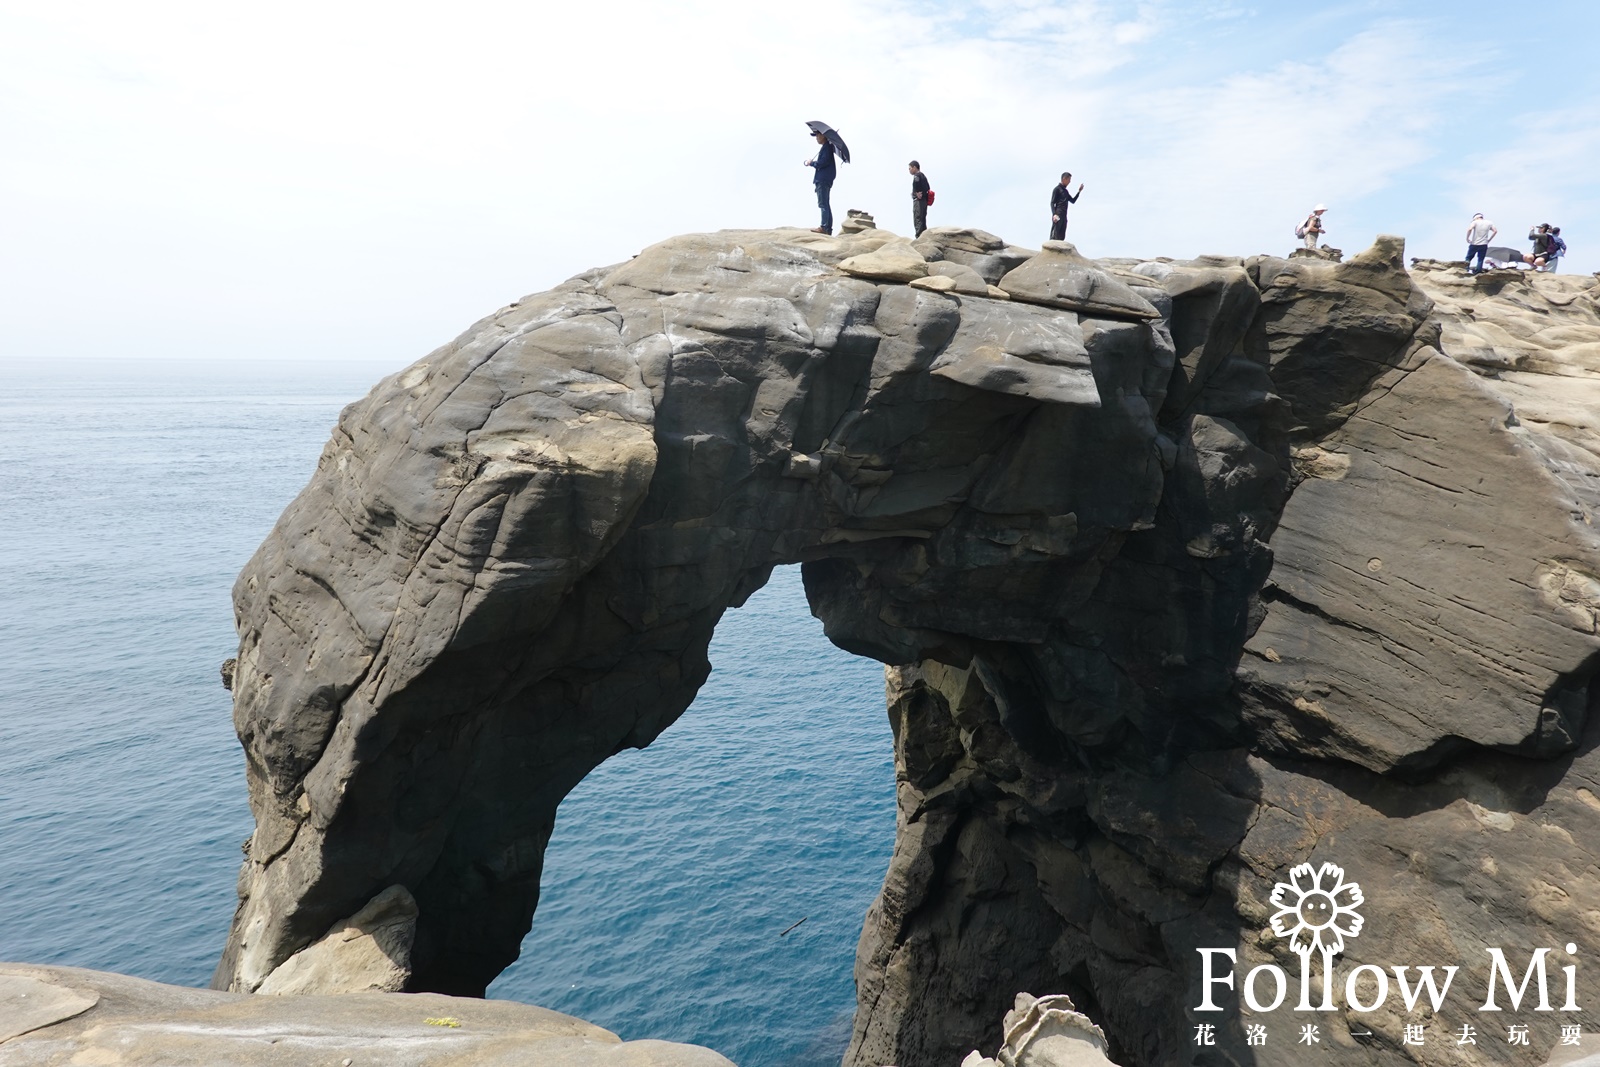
xmin=837 ymin=241 xmax=929 ymax=282
xmin=840 ymin=209 xmax=877 ymax=234
xmin=927 ymin=261 xmax=991 ymax=295
xmin=997 ymin=241 xmax=1161 ymax=319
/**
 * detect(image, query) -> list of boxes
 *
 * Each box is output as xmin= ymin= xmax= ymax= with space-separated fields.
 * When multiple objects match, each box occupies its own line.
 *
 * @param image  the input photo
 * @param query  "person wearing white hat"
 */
xmin=1299 ymin=204 xmax=1327 ymax=249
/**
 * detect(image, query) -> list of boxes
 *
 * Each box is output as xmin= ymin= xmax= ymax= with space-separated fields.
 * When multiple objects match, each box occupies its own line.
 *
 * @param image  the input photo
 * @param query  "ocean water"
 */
xmin=0 ymin=358 xmax=895 ymax=1067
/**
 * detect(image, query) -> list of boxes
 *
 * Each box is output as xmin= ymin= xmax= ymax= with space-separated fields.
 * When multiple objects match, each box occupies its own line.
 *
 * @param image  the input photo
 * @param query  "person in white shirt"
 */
xmin=1300 ymin=204 xmax=1327 ymax=248
xmin=1465 ymin=213 xmax=1497 ymax=274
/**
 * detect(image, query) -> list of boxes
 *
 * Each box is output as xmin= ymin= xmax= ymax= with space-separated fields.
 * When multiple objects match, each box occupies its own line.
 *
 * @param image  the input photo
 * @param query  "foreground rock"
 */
xmin=213 ymin=225 xmax=1600 ymax=1066
xmin=0 ymin=964 xmax=733 ymax=1066
xmin=961 ymin=993 xmax=1117 ymax=1067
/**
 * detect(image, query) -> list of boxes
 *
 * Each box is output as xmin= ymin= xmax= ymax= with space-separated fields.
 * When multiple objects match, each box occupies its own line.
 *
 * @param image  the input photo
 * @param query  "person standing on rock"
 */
xmin=1465 ymin=213 xmax=1497 ymax=274
xmin=1049 ymin=172 xmax=1082 ymax=241
xmin=909 ymin=161 xmax=931 ymax=237
xmin=1299 ymin=204 xmax=1327 ymax=248
xmin=805 ymin=130 xmax=837 ymax=235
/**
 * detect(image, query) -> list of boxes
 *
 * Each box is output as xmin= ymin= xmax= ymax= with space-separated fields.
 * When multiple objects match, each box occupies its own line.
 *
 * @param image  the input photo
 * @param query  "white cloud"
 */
xmin=1056 ymin=22 xmax=1480 ymax=261
xmin=0 ymin=2 xmax=1592 ymax=365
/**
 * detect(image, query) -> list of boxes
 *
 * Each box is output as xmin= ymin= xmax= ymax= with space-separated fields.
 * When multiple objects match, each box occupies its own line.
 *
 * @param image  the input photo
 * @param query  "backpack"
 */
xmin=1294 ymin=222 xmax=1307 ymax=238
xmin=926 ymin=189 xmax=936 ymax=206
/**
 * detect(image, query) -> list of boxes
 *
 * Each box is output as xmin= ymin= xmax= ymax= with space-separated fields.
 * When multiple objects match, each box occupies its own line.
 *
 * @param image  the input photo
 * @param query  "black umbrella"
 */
xmin=805 ymin=120 xmax=850 ymax=164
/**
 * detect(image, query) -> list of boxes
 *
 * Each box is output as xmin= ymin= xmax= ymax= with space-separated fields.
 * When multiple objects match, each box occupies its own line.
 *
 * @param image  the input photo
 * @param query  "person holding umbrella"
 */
xmin=804 ymin=121 xmax=850 ymax=235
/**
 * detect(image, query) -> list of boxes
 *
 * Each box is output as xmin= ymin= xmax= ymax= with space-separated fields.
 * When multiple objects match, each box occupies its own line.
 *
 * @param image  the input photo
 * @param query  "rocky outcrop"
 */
xmin=1408 ymin=259 xmax=1600 ymax=519
xmin=257 ymin=884 xmax=418 ymax=995
xmin=0 ymin=964 xmax=732 ymax=1066
xmin=212 ymin=225 xmax=1600 ymax=1067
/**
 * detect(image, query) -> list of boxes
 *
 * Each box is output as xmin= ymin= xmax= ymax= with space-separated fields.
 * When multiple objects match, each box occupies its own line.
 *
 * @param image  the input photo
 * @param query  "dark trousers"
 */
xmin=816 ymin=183 xmax=833 ymax=233
xmin=1466 ymin=244 xmax=1488 ymax=272
xmin=1049 ymin=215 xmax=1067 ymax=242
xmin=912 ymin=197 xmax=927 ymax=237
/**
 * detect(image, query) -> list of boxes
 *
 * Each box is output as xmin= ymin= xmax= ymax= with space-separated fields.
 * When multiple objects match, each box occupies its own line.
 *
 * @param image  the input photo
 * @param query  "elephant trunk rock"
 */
xmin=214 ymin=226 xmax=1600 ymax=1067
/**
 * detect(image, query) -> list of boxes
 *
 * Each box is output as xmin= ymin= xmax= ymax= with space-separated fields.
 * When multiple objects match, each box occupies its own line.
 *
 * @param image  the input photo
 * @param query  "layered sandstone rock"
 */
xmin=211 ymin=226 xmax=1600 ymax=1067
xmin=0 ymin=964 xmax=732 ymax=1066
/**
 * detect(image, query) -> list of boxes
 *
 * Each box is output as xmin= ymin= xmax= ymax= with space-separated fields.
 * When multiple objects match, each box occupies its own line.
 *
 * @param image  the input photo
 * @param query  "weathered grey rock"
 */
xmin=907 ymin=273 xmax=957 ymax=293
xmin=923 ymin=225 xmax=1006 ymax=256
xmin=213 ymin=226 xmax=1600 ymax=1067
xmin=0 ymin=964 xmax=733 ymax=1066
xmin=1289 ymin=245 xmax=1343 ymax=262
xmin=838 ymin=240 xmax=929 ymax=281
xmin=1245 ymin=235 xmax=1436 ymax=440
xmin=928 ymin=301 xmax=1100 ymax=405
xmin=258 ymin=884 xmax=417 ymax=994
xmin=1408 ymin=258 xmax=1600 ymax=517
xmin=998 ymin=242 xmax=1162 ymax=320
xmin=0 ymin=974 xmax=97 ymax=1044
xmin=927 ymin=261 xmax=992 ymax=295
xmin=1228 ymin=258 xmax=1600 ymax=776
xmin=915 ymin=230 xmax=1037 ymax=284
xmin=1239 ymin=352 xmax=1600 ymax=772
xmin=1134 ymin=258 xmax=1260 ymax=426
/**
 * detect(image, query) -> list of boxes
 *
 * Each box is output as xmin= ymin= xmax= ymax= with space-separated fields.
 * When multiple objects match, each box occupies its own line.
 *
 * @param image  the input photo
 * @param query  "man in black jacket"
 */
xmin=1049 ymin=172 xmax=1083 ymax=241
xmin=805 ymin=132 xmax=837 ymax=234
xmin=909 ymin=161 xmax=930 ymax=237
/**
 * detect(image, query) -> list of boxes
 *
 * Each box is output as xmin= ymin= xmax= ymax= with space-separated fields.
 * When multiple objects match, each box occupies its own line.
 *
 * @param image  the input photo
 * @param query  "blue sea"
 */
xmin=0 ymin=357 xmax=895 ymax=1067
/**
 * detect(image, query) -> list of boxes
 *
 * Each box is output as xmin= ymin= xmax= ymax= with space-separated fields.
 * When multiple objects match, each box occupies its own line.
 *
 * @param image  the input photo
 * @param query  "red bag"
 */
xmin=926 ymin=190 xmax=936 ymax=206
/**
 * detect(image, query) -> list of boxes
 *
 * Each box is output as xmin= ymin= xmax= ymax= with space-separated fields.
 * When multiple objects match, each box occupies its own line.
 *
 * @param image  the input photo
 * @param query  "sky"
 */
xmin=2 ymin=0 xmax=1597 ymax=364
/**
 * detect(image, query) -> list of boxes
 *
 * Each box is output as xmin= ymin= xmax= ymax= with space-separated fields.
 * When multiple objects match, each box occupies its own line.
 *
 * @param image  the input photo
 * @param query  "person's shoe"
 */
xmin=810 ymin=227 xmax=831 ymax=234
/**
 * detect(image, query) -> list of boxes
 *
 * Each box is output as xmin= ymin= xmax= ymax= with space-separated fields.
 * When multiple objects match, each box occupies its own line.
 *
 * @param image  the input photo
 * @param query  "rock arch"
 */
xmin=215 ymin=228 xmax=1600 ymax=1067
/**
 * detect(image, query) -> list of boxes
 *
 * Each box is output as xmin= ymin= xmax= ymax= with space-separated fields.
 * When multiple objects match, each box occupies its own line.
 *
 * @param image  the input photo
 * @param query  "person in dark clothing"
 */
xmin=1049 ymin=172 xmax=1083 ymax=241
xmin=804 ymin=132 xmax=837 ymax=234
xmin=1526 ymin=223 xmax=1554 ymax=269
xmin=909 ymin=161 xmax=930 ymax=237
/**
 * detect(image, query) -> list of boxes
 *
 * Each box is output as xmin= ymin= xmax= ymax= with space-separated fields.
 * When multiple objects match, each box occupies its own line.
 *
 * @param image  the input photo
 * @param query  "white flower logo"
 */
xmin=1269 ymin=862 xmax=1364 ymax=957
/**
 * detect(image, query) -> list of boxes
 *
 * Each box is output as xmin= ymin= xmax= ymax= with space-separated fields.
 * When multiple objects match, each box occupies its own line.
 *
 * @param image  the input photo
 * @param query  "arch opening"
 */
xmin=488 ymin=566 xmax=894 ymax=1067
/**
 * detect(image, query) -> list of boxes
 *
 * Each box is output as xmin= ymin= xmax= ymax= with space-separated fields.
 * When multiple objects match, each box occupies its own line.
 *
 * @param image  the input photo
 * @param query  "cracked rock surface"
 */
xmin=0 ymin=963 xmax=732 ymax=1066
xmin=212 ymin=227 xmax=1600 ymax=1066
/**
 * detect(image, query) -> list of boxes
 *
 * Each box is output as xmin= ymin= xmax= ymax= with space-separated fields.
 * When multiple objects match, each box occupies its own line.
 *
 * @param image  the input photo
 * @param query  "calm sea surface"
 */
xmin=0 ymin=357 xmax=894 ymax=1067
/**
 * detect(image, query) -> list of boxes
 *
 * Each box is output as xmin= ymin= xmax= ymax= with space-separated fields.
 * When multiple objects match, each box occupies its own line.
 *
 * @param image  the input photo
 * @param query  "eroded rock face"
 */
xmin=213 ymin=227 xmax=1600 ymax=1067
xmin=847 ymin=256 xmax=1600 ymax=1067
xmin=256 ymin=884 xmax=417 ymax=995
